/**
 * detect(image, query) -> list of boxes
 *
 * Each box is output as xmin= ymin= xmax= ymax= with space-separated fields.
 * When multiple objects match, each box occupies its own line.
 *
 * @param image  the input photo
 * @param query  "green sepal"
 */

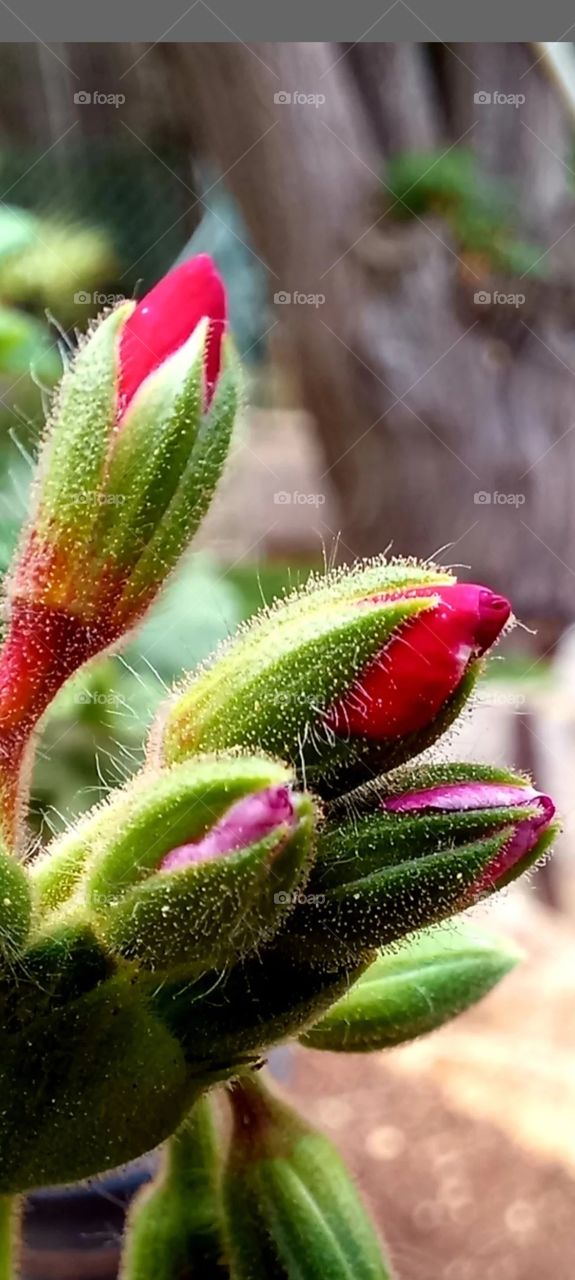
xmin=115 ymin=337 xmax=240 ymax=618
xmin=35 ymin=303 xmax=133 ymax=536
xmin=3 ymin=918 xmax=114 ymax=1030
xmin=223 ymin=1074 xmax=392 ymax=1280
xmin=152 ymin=938 xmax=366 ymax=1068
xmin=96 ymin=790 xmax=314 ymax=972
xmin=120 ymin=1096 xmax=228 ymax=1280
xmin=36 ymin=755 xmax=292 ymax=912
xmin=96 ymin=320 xmax=207 ymax=571
xmin=283 ymin=832 xmax=512 ymax=964
xmin=280 ymin=759 xmax=555 ymax=964
xmin=0 ymin=847 xmax=31 ymax=967
xmin=300 ymin=926 xmax=520 ymax=1051
xmin=82 ymin=755 xmax=302 ymax=900
xmin=311 ymin=788 xmax=542 ymax=896
xmin=29 ymin=781 xmax=156 ymax=916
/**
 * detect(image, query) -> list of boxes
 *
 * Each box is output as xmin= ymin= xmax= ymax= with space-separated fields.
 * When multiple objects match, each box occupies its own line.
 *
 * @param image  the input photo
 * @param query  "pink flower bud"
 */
xmin=381 ymin=778 xmax=556 ymax=888
xmin=117 ymin=255 xmax=226 ymax=418
xmin=325 ymin=583 xmax=511 ymax=741
xmin=161 ymin=784 xmax=296 ymax=871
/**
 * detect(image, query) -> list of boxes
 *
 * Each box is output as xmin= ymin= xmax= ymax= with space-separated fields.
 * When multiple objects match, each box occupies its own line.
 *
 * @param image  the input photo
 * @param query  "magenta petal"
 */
xmin=382 ymin=781 xmax=541 ymax=813
xmin=480 ymin=793 xmax=556 ymax=885
xmin=161 ymin=784 xmax=295 ymax=871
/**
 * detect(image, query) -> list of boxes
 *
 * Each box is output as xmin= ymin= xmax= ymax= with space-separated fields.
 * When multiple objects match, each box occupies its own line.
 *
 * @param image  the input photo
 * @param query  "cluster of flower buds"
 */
xmin=0 ymin=254 xmax=560 ymax=1265
xmin=0 ymin=256 xmax=239 ymax=846
xmin=0 ymin=744 xmax=556 ymax=1194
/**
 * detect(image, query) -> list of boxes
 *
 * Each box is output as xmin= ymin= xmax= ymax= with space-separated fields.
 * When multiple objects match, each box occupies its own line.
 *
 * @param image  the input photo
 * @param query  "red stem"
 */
xmin=0 ymin=601 xmax=115 ymax=851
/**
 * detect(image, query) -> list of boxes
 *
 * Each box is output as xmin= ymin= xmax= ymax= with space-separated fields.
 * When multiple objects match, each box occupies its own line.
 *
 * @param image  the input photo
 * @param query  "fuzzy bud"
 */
xmin=300 ymin=926 xmax=520 ymax=1052
xmin=78 ymin=756 xmax=316 ymax=972
xmin=153 ymin=561 xmax=511 ymax=798
xmin=223 ymin=1075 xmax=393 ymax=1280
xmin=282 ymin=763 xmax=557 ymax=965
xmin=0 ymin=258 xmax=238 ymax=847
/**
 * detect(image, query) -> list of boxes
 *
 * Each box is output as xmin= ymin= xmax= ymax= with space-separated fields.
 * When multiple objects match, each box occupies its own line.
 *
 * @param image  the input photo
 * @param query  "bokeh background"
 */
xmin=2 ymin=38 xmax=575 ymax=1279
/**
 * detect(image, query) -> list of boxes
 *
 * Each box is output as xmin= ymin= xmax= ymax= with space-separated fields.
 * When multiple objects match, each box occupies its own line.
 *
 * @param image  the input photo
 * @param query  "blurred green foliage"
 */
xmin=385 ymin=147 xmax=544 ymax=278
xmin=0 ymin=201 xmax=118 ymax=437
xmin=0 ymin=141 xmax=198 ymax=295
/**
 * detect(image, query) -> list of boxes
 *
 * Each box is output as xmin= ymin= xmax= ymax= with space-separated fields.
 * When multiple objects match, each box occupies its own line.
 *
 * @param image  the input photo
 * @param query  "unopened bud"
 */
xmin=80 ymin=756 xmax=315 ymax=972
xmin=154 ymin=562 xmax=511 ymax=799
xmin=223 ymin=1074 xmax=393 ymax=1279
xmin=300 ymin=926 xmax=521 ymax=1051
xmin=282 ymin=763 xmax=557 ymax=964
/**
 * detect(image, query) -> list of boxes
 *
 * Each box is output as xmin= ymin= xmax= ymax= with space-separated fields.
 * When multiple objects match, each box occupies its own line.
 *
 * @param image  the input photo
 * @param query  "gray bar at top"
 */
xmin=0 ymin=0 xmax=573 ymax=43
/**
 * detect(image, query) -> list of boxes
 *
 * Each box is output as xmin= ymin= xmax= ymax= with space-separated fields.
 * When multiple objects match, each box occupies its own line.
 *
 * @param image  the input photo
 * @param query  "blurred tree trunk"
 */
xmin=161 ymin=41 xmax=575 ymax=628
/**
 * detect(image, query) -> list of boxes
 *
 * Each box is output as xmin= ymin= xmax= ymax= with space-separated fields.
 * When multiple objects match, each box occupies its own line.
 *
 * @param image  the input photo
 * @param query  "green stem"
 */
xmin=0 ymin=1197 xmax=20 ymax=1279
xmin=119 ymin=1096 xmax=229 ymax=1279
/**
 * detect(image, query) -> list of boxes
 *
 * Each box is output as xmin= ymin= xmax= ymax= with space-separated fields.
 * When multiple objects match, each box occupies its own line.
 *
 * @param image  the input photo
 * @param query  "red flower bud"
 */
xmin=117 ymin=255 xmax=226 ymax=418
xmin=324 ymin=583 xmax=511 ymax=741
xmin=0 ymin=256 xmax=236 ymax=850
